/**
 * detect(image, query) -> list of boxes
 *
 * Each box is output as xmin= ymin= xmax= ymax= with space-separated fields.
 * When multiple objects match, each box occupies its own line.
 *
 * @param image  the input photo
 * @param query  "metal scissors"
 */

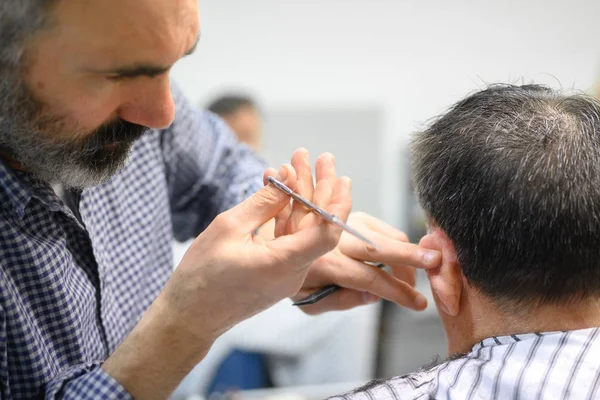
xmin=267 ymin=176 xmax=382 ymax=306
xmin=267 ymin=176 xmax=378 ymax=248
xmin=293 ymin=262 xmax=387 ymax=306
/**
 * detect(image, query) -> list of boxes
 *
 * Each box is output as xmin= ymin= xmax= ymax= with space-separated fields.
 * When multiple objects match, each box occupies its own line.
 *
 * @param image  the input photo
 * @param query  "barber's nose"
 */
xmin=118 ymin=76 xmax=176 ymax=129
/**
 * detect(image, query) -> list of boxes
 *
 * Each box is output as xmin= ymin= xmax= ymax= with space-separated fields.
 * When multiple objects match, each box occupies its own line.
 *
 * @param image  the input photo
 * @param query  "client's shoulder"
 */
xmin=328 ymin=359 xmax=451 ymax=400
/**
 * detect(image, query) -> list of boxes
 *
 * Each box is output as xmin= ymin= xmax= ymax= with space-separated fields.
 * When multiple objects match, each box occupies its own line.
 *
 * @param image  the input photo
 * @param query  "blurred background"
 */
xmin=170 ymin=1 xmax=600 ymax=398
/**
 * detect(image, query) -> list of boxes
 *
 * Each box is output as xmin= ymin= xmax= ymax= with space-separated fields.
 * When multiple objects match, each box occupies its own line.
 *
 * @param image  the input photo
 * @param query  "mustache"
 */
xmin=81 ymin=119 xmax=149 ymax=154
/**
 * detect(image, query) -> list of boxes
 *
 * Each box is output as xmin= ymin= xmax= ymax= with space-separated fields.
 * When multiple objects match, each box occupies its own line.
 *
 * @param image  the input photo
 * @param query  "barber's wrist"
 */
xmin=158 ymin=276 xmax=229 ymax=346
xmin=151 ymin=291 xmax=218 ymax=357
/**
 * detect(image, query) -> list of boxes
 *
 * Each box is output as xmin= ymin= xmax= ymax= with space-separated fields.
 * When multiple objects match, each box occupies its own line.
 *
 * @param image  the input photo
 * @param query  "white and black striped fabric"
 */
xmin=331 ymin=327 xmax=600 ymax=400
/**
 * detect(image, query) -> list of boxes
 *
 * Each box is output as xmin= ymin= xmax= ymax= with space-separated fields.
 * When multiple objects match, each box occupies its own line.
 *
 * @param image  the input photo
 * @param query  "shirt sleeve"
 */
xmin=44 ymin=366 xmax=132 ymax=400
xmin=0 ymin=302 xmax=8 ymax=399
xmin=0 ymin=306 xmax=131 ymax=400
xmin=161 ymin=83 xmax=266 ymax=241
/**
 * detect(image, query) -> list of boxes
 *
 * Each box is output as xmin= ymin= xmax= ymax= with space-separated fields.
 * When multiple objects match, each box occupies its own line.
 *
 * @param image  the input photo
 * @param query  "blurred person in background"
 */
xmin=331 ymin=84 xmax=600 ymax=399
xmin=208 ymin=95 xmax=262 ymax=152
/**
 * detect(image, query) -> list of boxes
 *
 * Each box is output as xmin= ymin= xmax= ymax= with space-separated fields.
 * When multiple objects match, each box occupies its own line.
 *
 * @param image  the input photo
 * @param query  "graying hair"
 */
xmin=412 ymin=84 xmax=600 ymax=308
xmin=0 ymin=0 xmax=140 ymax=189
xmin=0 ymin=0 xmax=56 ymax=67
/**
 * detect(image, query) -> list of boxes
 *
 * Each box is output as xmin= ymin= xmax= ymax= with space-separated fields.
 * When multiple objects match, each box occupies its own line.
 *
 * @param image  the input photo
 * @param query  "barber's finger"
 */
xmin=326 ymin=176 xmax=352 ymax=223
xmin=264 ymin=167 xmax=293 ymax=237
xmin=390 ymin=265 xmax=417 ymax=288
xmin=266 ymin=180 xmax=350 ymax=269
xmin=263 ymin=166 xmax=298 ymax=192
xmin=274 ymin=202 xmax=292 ymax=238
xmin=340 ymin=231 xmax=441 ymax=270
xmin=291 ymin=148 xmax=313 ymax=199
xmin=352 ymin=212 xmax=409 ymax=243
xmin=263 ymin=167 xmax=278 ymax=186
xmin=287 ymin=149 xmax=314 ymax=231
xmin=267 ymin=222 xmax=345 ymax=272
xmin=300 ymin=175 xmax=352 ymax=232
xmin=294 ymin=288 xmax=381 ymax=315
xmin=303 ymin=256 xmax=428 ymax=310
xmin=312 ymin=153 xmax=337 ymax=208
xmin=230 ymin=164 xmax=296 ymax=231
xmin=335 ymin=263 xmax=427 ymax=310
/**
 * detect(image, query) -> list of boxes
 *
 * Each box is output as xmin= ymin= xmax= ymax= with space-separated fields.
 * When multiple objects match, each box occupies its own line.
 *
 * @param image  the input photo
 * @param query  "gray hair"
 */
xmin=0 ymin=0 xmax=142 ymax=189
xmin=412 ymin=84 xmax=600 ymax=308
xmin=0 ymin=1 xmax=56 ymax=67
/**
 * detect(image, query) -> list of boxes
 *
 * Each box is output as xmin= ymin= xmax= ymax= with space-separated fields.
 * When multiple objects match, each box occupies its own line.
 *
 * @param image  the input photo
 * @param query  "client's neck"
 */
xmin=444 ymin=291 xmax=600 ymax=356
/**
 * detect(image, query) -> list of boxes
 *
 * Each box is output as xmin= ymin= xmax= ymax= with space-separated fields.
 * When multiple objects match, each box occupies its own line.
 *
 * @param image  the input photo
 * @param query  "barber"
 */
xmin=0 ymin=0 xmax=441 ymax=398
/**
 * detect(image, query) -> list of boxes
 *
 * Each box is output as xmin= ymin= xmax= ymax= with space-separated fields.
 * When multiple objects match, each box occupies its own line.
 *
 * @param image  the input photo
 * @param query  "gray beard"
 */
xmin=0 ymin=67 xmax=144 ymax=189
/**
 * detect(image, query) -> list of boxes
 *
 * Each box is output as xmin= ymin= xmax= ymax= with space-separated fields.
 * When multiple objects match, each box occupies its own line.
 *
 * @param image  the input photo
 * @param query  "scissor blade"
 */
xmin=293 ymin=263 xmax=386 ymax=306
xmin=267 ymin=176 xmax=323 ymax=212
xmin=267 ymin=176 xmax=378 ymax=249
xmin=292 ymin=285 xmax=341 ymax=306
xmin=329 ymin=216 xmax=378 ymax=249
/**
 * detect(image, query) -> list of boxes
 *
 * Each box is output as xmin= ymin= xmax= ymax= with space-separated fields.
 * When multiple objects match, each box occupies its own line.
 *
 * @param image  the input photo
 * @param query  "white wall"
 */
xmin=172 ymin=0 xmax=600 ymax=227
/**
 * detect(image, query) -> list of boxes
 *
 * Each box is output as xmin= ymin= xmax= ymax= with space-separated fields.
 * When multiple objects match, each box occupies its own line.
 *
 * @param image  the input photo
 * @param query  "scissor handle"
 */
xmin=293 ymin=263 xmax=386 ymax=306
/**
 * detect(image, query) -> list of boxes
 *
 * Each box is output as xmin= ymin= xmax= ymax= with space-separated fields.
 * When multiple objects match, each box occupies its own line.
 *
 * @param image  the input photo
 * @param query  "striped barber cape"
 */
xmin=331 ymin=327 xmax=600 ymax=400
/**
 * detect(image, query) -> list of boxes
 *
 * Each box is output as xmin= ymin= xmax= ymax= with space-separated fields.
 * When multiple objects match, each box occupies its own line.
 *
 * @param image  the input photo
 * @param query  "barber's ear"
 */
xmin=419 ymin=231 xmax=463 ymax=317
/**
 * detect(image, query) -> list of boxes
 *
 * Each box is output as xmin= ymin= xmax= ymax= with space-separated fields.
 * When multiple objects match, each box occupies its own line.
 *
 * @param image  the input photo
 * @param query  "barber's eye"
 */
xmin=106 ymin=75 xmax=127 ymax=82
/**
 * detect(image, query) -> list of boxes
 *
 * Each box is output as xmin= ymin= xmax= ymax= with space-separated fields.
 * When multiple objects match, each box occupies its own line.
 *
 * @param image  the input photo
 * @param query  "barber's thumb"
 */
xmin=229 ymin=164 xmax=297 ymax=230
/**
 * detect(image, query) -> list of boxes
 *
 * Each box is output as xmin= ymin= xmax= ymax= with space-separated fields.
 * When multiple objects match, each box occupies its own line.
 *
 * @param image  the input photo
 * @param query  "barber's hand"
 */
xmin=295 ymin=212 xmax=442 ymax=314
xmin=271 ymin=148 xmax=442 ymax=315
xmin=161 ymin=154 xmax=352 ymax=342
xmin=103 ymin=153 xmax=351 ymax=400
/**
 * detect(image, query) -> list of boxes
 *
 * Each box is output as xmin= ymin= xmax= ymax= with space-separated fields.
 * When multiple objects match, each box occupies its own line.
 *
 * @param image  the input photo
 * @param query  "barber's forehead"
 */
xmin=41 ymin=0 xmax=199 ymax=66
xmin=48 ymin=0 xmax=199 ymax=44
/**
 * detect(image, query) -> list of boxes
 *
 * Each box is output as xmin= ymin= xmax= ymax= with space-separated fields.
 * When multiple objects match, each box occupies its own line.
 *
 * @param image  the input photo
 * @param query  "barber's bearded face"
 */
xmin=0 ymin=0 xmax=200 ymax=188
xmin=0 ymin=73 xmax=149 ymax=188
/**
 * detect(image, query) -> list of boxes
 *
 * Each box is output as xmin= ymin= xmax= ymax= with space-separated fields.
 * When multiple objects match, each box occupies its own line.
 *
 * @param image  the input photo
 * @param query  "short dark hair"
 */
xmin=207 ymin=95 xmax=256 ymax=117
xmin=412 ymin=84 xmax=600 ymax=307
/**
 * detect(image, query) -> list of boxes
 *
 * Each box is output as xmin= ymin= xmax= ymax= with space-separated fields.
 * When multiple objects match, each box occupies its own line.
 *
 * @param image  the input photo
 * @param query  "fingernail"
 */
xmin=276 ymin=165 xmax=288 ymax=181
xmin=362 ymin=292 xmax=380 ymax=304
xmin=423 ymin=250 xmax=440 ymax=266
xmin=415 ymin=294 xmax=428 ymax=309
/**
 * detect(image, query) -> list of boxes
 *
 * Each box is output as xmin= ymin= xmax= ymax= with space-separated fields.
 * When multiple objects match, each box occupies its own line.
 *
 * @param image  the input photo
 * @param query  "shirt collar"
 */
xmin=472 ymin=326 xmax=600 ymax=353
xmin=0 ymin=157 xmax=71 ymax=220
xmin=0 ymin=157 xmax=34 ymax=219
xmin=475 ymin=332 xmax=543 ymax=350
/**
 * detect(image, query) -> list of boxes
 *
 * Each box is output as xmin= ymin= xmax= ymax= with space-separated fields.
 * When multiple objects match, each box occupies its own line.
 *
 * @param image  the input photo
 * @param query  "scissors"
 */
xmin=267 ymin=176 xmax=383 ymax=306
xmin=293 ymin=262 xmax=387 ymax=306
xmin=267 ymin=176 xmax=378 ymax=248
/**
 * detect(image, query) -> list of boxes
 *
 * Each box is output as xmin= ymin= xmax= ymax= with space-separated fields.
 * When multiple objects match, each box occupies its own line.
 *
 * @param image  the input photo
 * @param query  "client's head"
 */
xmin=411 ymin=84 xmax=600 ymax=355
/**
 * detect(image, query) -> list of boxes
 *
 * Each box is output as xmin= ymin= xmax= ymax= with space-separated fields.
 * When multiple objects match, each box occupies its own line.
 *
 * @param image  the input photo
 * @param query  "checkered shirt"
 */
xmin=0 ymin=85 xmax=265 ymax=399
xmin=331 ymin=327 xmax=600 ymax=400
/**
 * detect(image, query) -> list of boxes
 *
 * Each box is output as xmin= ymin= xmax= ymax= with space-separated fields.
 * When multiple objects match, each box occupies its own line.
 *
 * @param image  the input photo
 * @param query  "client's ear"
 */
xmin=420 ymin=230 xmax=463 ymax=317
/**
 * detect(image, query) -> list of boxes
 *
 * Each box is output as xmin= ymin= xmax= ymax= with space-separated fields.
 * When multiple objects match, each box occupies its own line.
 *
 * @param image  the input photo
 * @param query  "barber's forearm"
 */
xmin=101 ymin=293 xmax=216 ymax=400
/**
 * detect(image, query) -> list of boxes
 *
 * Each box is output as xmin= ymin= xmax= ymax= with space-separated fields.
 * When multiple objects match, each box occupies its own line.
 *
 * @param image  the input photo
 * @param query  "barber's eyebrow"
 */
xmin=95 ymin=34 xmax=201 ymax=79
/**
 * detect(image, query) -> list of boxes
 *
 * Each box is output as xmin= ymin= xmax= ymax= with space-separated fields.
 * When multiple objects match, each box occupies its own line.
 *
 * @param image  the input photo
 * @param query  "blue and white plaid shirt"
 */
xmin=0 ymin=85 xmax=265 ymax=399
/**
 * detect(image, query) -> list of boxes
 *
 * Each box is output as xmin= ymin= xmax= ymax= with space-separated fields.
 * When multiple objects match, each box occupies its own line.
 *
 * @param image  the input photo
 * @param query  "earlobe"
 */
xmin=420 ymin=231 xmax=463 ymax=317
